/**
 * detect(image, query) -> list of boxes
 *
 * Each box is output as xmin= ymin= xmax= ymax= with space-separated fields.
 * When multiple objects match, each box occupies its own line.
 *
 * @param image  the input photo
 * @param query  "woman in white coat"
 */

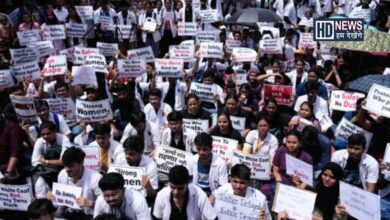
xmin=138 ymin=1 xmax=161 ymax=57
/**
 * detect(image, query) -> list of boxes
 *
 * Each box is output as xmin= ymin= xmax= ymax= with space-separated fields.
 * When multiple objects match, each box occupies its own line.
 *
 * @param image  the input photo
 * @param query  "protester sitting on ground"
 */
xmin=210 ymin=111 xmax=244 ymax=149
xmin=181 ymin=94 xmax=213 ymax=127
xmin=289 ymin=101 xmax=321 ymax=132
xmin=28 ymin=198 xmax=57 ymax=220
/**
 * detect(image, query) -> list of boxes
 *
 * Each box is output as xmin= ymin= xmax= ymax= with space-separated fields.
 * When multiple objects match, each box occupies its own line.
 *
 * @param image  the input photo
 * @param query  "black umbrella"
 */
xmin=226 ymin=8 xmax=282 ymax=25
xmin=345 ymin=74 xmax=390 ymax=93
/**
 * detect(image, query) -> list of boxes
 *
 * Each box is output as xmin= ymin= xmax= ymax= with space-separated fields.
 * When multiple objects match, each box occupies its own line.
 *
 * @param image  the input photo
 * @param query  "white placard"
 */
xmin=10 ymin=48 xmax=39 ymax=64
xmin=75 ymin=6 xmax=94 ymax=21
xmin=42 ymin=55 xmax=67 ymax=76
xmin=335 ymin=117 xmax=373 ymax=149
xmin=81 ymin=146 xmax=100 ymax=171
xmin=84 ymin=54 xmax=108 ymax=73
xmin=272 ymin=183 xmax=317 ymax=220
xmin=52 ymin=183 xmax=82 ymax=209
xmin=383 ymin=67 xmax=390 ymax=75
xmin=117 ymin=59 xmax=146 ymax=78
xmin=317 ymin=113 xmax=334 ymax=133
xmin=285 ymin=154 xmax=313 ymax=186
xmin=108 ymin=166 xmax=146 ymax=196
xmin=330 ymin=90 xmax=365 ymax=112
xmin=189 ymin=82 xmax=216 ymax=104
xmin=231 ymin=150 xmax=270 ymax=180
xmin=0 ymin=69 xmax=14 ymax=89
xmin=169 ymin=40 xmax=194 ymax=61
xmin=230 ymin=116 xmax=245 ymax=131
xmin=182 ymin=119 xmax=209 ymax=133
xmin=349 ymin=8 xmax=370 ymax=23
xmin=27 ymin=41 xmax=55 ymax=58
xmin=298 ymin=33 xmax=315 ymax=49
xmin=156 ymin=145 xmax=193 ymax=173
xmin=178 ymin=22 xmax=197 ymax=36
xmin=259 ymin=26 xmax=280 ymax=38
xmin=196 ymin=30 xmax=218 ymax=43
xmin=17 ymin=30 xmax=41 ymax=46
xmin=155 ymin=59 xmax=184 ymax=78
xmin=71 ymin=65 xmax=97 ymax=88
xmin=0 ymin=183 xmax=32 ymax=211
xmin=199 ymin=9 xmax=217 ymax=23
xmin=10 ymin=95 xmax=38 ymax=125
xmin=118 ymin=25 xmax=132 ymax=39
xmin=73 ymin=47 xmax=99 ymax=65
xmin=198 ymin=42 xmax=223 ymax=58
xmin=127 ymin=46 xmax=155 ymax=63
xmin=95 ymin=15 xmax=114 ymax=31
xmin=42 ymin=24 xmax=66 ymax=40
xmin=259 ymin=38 xmax=283 ymax=54
xmin=97 ymin=42 xmax=119 ymax=57
xmin=212 ymin=136 xmax=238 ymax=164
xmin=299 ymin=18 xmax=314 ymax=27
xmin=384 ymin=143 xmax=390 ymax=164
xmin=231 ymin=47 xmax=257 ymax=62
xmin=235 ymin=70 xmax=247 ymax=85
xmin=65 ymin=23 xmax=87 ymax=38
xmin=214 ymin=193 xmax=264 ymax=220
xmin=75 ymin=99 xmax=113 ymax=122
xmin=45 ymin=98 xmax=76 ymax=122
xmin=143 ymin=18 xmax=157 ymax=32
xmin=366 ymin=84 xmax=390 ymax=119
xmin=339 ymin=181 xmax=380 ymax=220
xmin=225 ymin=39 xmax=241 ymax=53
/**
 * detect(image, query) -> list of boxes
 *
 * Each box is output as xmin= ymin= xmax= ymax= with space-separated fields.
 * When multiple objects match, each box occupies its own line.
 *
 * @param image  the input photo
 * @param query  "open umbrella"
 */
xmin=226 ymin=8 xmax=282 ymax=26
xmin=345 ymin=74 xmax=390 ymax=93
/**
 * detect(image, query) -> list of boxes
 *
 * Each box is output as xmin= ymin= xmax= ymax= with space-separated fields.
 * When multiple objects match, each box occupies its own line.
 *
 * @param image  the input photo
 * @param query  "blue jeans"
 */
xmin=381 ymin=193 xmax=390 ymax=219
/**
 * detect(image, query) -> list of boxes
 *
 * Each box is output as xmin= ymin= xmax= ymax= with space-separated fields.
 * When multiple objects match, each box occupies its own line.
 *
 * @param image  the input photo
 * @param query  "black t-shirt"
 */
xmin=343 ymin=158 xmax=363 ymax=189
xmin=169 ymin=190 xmax=189 ymax=220
xmin=182 ymin=108 xmax=212 ymax=127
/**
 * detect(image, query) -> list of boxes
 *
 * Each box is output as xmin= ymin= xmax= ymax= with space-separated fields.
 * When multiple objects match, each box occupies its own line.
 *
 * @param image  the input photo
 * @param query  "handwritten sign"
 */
xmin=127 ymin=46 xmax=155 ymax=63
xmin=71 ymin=65 xmax=97 ymax=88
xmin=156 ymin=145 xmax=193 ymax=173
xmin=231 ymin=47 xmax=257 ymax=62
xmin=231 ymin=150 xmax=270 ymax=180
xmin=0 ymin=69 xmax=14 ymax=89
xmin=340 ymin=181 xmax=380 ymax=220
xmin=42 ymin=24 xmax=66 ymax=40
xmin=263 ymin=85 xmax=293 ymax=106
xmin=45 ymin=98 xmax=76 ymax=122
xmin=52 ymin=183 xmax=82 ymax=209
xmin=272 ymin=183 xmax=317 ymax=220
xmin=335 ymin=117 xmax=373 ymax=149
xmin=27 ymin=41 xmax=55 ymax=58
xmin=155 ymin=59 xmax=184 ymax=78
xmin=10 ymin=48 xmax=39 ymax=64
xmin=198 ymin=42 xmax=223 ymax=58
xmin=108 ymin=166 xmax=146 ymax=196
xmin=214 ymin=193 xmax=264 ymax=220
xmin=330 ymin=90 xmax=365 ymax=112
xmin=190 ymin=82 xmax=216 ymax=104
xmin=118 ymin=25 xmax=133 ymax=39
xmin=225 ymin=39 xmax=241 ymax=53
xmin=10 ymin=95 xmax=38 ymax=125
xmin=74 ymin=47 xmax=99 ymax=65
xmin=178 ymin=22 xmax=197 ymax=36
xmin=84 ymin=54 xmax=108 ymax=73
xmin=169 ymin=40 xmax=194 ymax=61
xmin=317 ymin=113 xmax=334 ymax=133
xmin=65 ymin=23 xmax=87 ymax=38
xmin=199 ymin=9 xmax=217 ymax=23
xmin=196 ymin=30 xmax=218 ymax=43
xmin=366 ymin=84 xmax=390 ymax=119
xmin=298 ymin=33 xmax=315 ymax=49
xmin=42 ymin=55 xmax=67 ymax=76
xmin=117 ymin=59 xmax=146 ymax=78
xmin=95 ymin=15 xmax=114 ymax=31
xmin=259 ymin=39 xmax=283 ymax=54
xmin=0 ymin=183 xmax=32 ymax=211
xmin=285 ymin=154 xmax=313 ymax=186
xmin=80 ymin=146 xmax=100 ymax=171
xmin=75 ymin=6 xmax=94 ymax=21
xmin=212 ymin=136 xmax=238 ymax=164
xmin=75 ymin=99 xmax=113 ymax=122
xmin=230 ymin=116 xmax=245 ymax=131
xmin=17 ymin=30 xmax=41 ymax=46
xmin=97 ymin=42 xmax=119 ymax=57
xmin=182 ymin=119 xmax=209 ymax=133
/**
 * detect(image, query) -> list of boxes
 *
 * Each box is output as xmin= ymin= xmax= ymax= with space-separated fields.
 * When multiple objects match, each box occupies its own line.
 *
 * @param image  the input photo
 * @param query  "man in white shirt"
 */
xmin=53 ymin=0 xmax=69 ymax=23
xmin=153 ymin=165 xmax=217 ymax=220
xmin=144 ymin=88 xmax=173 ymax=128
xmin=94 ymin=173 xmax=151 ymax=219
xmin=294 ymin=81 xmax=329 ymax=118
xmin=286 ymin=59 xmax=308 ymax=95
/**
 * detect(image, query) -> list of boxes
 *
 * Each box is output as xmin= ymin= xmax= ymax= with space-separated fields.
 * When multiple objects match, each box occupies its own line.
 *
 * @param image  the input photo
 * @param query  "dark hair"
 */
xmin=167 ymin=111 xmax=183 ymax=122
xmin=40 ymin=121 xmax=57 ymax=133
xmin=194 ymin=132 xmax=213 ymax=149
xmin=54 ymin=80 xmax=69 ymax=91
xmin=28 ymin=198 xmax=57 ymax=219
xmin=214 ymin=111 xmax=233 ymax=131
xmin=202 ymin=69 xmax=215 ymax=80
xmin=99 ymin=173 xmax=125 ymax=190
xmin=256 ymin=114 xmax=271 ymax=125
xmin=306 ymin=80 xmax=319 ymax=91
xmin=239 ymin=83 xmax=250 ymax=93
xmin=299 ymin=101 xmax=314 ymax=117
xmin=94 ymin=214 xmax=117 ymax=220
xmin=225 ymin=93 xmax=238 ymax=103
xmin=186 ymin=94 xmax=199 ymax=104
xmin=149 ymin=88 xmax=162 ymax=98
xmin=35 ymin=99 xmax=49 ymax=110
xmin=301 ymin=126 xmax=321 ymax=163
xmin=129 ymin=112 xmax=146 ymax=127
xmin=168 ymin=165 xmax=189 ymax=185
xmin=231 ymin=164 xmax=251 ymax=181
xmin=94 ymin=123 xmax=111 ymax=135
xmin=123 ymin=136 xmax=144 ymax=153
xmin=348 ymin=133 xmax=366 ymax=148
xmin=62 ymin=147 xmax=86 ymax=166
xmin=286 ymin=130 xmax=302 ymax=142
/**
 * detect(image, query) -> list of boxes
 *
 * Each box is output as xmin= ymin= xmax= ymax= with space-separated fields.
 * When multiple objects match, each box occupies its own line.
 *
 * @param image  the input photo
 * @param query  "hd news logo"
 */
xmin=314 ymin=19 xmax=364 ymax=41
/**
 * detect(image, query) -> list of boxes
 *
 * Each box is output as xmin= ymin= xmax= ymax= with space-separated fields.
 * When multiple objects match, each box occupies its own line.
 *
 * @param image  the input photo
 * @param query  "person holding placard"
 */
xmin=41 ymin=8 xmax=65 ymax=52
xmin=198 ymin=70 xmax=225 ymax=114
xmin=257 ymin=98 xmax=284 ymax=142
xmin=210 ymin=112 xmax=244 ymax=149
xmin=94 ymin=172 xmax=151 ymax=219
xmin=220 ymin=93 xmax=253 ymax=135
xmin=289 ymin=101 xmax=321 ymax=132
xmin=65 ymin=6 xmax=85 ymax=47
xmin=181 ymin=94 xmax=213 ymax=126
xmin=138 ymin=1 xmax=161 ymax=57
xmin=93 ymin=0 xmax=117 ymax=42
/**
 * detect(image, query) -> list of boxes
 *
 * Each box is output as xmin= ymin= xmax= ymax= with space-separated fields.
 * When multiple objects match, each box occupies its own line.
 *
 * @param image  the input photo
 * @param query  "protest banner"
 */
xmin=108 ymin=166 xmax=146 ymax=196
xmin=84 ymin=54 xmax=108 ymax=73
xmin=10 ymin=95 xmax=38 ymax=125
xmin=156 ymin=145 xmax=193 ymax=173
xmin=16 ymin=30 xmax=41 ymax=46
xmin=118 ymin=25 xmax=133 ymax=39
xmin=0 ymin=183 xmax=32 ymax=211
xmin=95 ymin=15 xmax=114 ymax=31
xmin=272 ymin=183 xmax=317 ymax=220
xmin=286 ymin=154 xmax=313 ymax=186
xmin=65 ymin=23 xmax=87 ymax=38
xmin=52 ymin=183 xmax=82 ymax=209
xmin=383 ymin=67 xmax=390 ymax=75
xmin=199 ymin=9 xmax=217 ymax=23
xmin=127 ymin=46 xmax=155 ymax=63
xmin=155 ymin=59 xmax=184 ymax=78
xmin=384 ymin=143 xmax=390 ymax=164
xmin=74 ymin=47 xmax=99 ymax=64
xmin=366 ymin=84 xmax=390 ymax=119
xmin=231 ymin=47 xmax=257 ymax=62
xmin=97 ymin=42 xmax=119 ymax=57
xmin=42 ymin=55 xmax=67 ymax=76
xmin=198 ymin=42 xmax=223 ymax=58
xmin=117 ymin=59 xmax=146 ymax=78
xmin=42 ymin=24 xmax=66 ymax=40
xmin=45 ymin=98 xmax=76 ymax=122
xmin=196 ymin=30 xmax=218 ymax=43
xmin=182 ymin=118 xmax=209 ymax=133
xmin=0 ymin=69 xmax=14 ymax=89
xmin=298 ymin=33 xmax=315 ymax=49
xmin=259 ymin=26 xmax=280 ymax=38
xmin=235 ymin=70 xmax=247 ymax=85
xmin=231 ymin=150 xmax=270 ymax=180
xmin=75 ymin=5 xmax=94 ymax=21
xmin=71 ymin=65 xmax=97 ymax=88
xmin=263 ymin=85 xmax=293 ymax=106
xmin=189 ymin=82 xmax=216 ymax=104
xmin=178 ymin=22 xmax=197 ymax=36
xmin=259 ymin=39 xmax=283 ymax=54
xmin=214 ymin=193 xmax=264 ymax=220
xmin=10 ymin=48 xmax=39 ymax=64
xmin=76 ymin=99 xmax=113 ymax=122
xmin=340 ymin=181 xmax=380 ymax=220
xmin=330 ymin=90 xmax=365 ymax=112
xmin=317 ymin=113 xmax=334 ymax=133
xmin=169 ymin=40 xmax=194 ymax=61
xmin=225 ymin=39 xmax=241 ymax=54
xmin=212 ymin=136 xmax=238 ymax=164
xmin=230 ymin=116 xmax=246 ymax=131
xmin=27 ymin=41 xmax=55 ymax=58
xmin=349 ymin=8 xmax=370 ymax=23
xmin=80 ymin=146 xmax=100 ymax=171
xmin=335 ymin=117 xmax=373 ymax=149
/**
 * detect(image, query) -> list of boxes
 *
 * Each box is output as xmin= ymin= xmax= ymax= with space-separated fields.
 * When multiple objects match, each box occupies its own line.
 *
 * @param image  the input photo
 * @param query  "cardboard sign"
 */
xmin=27 ymin=41 xmax=55 ymax=58
xmin=169 ymin=40 xmax=194 ymax=61
xmin=286 ymin=154 xmax=313 ymax=186
xmin=212 ymin=136 xmax=238 ymax=164
xmin=10 ymin=48 xmax=39 ymax=64
xmin=263 ymin=85 xmax=293 ymax=106
xmin=74 ymin=47 xmax=99 ymax=65
xmin=80 ymin=146 xmax=100 ymax=171
xmin=16 ymin=30 xmax=41 ymax=46
xmin=0 ymin=69 xmax=14 ymax=89
xmin=335 ymin=117 xmax=373 ymax=149
xmin=155 ymin=59 xmax=184 ymax=78
xmin=0 ymin=183 xmax=32 ymax=211
xmin=231 ymin=47 xmax=257 ymax=62
xmin=143 ymin=18 xmax=157 ymax=32
xmin=189 ymin=82 xmax=216 ymax=104
xmin=45 ymin=98 xmax=76 ymax=122
xmin=366 ymin=84 xmax=390 ymax=119
xmin=65 ymin=23 xmax=87 ymax=38
xmin=298 ymin=33 xmax=315 ymax=49
xmin=199 ymin=9 xmax=217 ymax=23
xmin=383 ymin=67 xmax=390 ymax=76
xmin=214 ymin=193 xmax=264 ymax=220
xmin=330 ymin=90 xmax=365 ymax=112
xmin=225 ymin=39 xmax=241 ymax=53
xmin=198 ymin=42 xmax=223 ymax=58
xmin=117 ymin=59 xmax=146 ymax=78
xmin=230 ymin=116 xmax=245 ymax=131
xmin=52 ymin=183 xmax=82 ymax=209
xmin=95 ymin=15 xmax=114 ymax=31
xmin=231 ymin=150 xmax=270 ymax=180
xmin=97 ymin=42 xmax=119 ymax=57
xmin=75 ymin=6 xmax=94 ymax=21
xmin=42 ymin=55 xmax=67 ymax=76
xmin=118 ymin=25 xmax=133 ymax=39
xmin=42 ymin=24 xmax=66 ymax=40
xmin=272 ymin=183 xmax=317 ymax=220
xmin=127 ymin=46 xmax=155 ymax=63
xmin=84 ymin=54 xmax=108 ymax=73
xmin=196 ymin=31 xmax=218 ymax=43
xmin=178 ymin=22 xmax=197 ymax=36
xmin=75 ymin=99 xmax=113 ymax=122
xmin=10 ymin=95 xmax=38 ymax=125
xmin=108 ymin=166 xmax=146 ymax=196
xmin=156 ymin=145 xmax=193 ymax=173
xmin=259 ymin=39 xmax=283 ymax=54
xmin=340 ymin=181 xmax=380 ymax=220
xmin=71 ymin=66 xmax=97 ymax=88
xmin=182 ymin=119 xmax=209 ymax=133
